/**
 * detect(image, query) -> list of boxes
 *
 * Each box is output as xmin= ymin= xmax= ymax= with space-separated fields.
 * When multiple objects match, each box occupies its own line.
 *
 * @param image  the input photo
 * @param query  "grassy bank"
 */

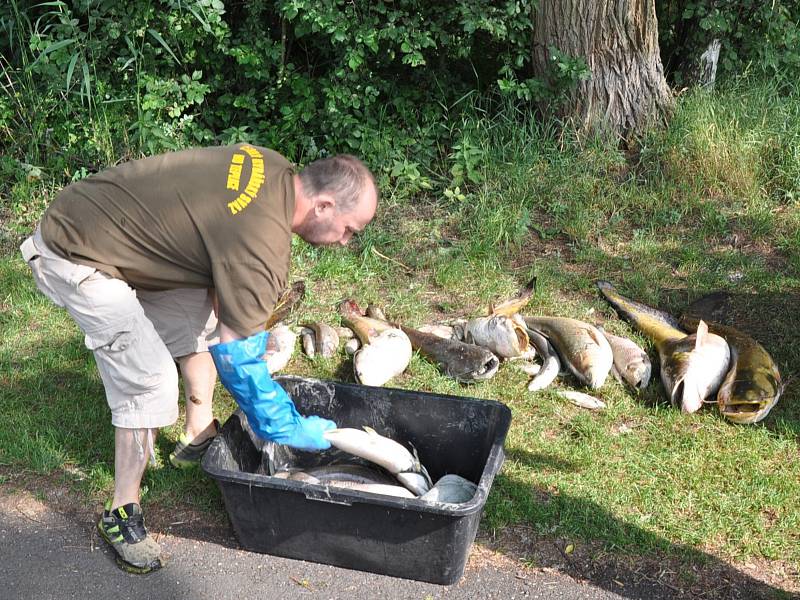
xmin=1 ymin=79 xmax=798 ymax=581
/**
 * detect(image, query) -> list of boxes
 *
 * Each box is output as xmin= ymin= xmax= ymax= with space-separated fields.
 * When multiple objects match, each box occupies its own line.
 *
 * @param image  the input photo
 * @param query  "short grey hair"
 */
xmin=298 ymin=154 xmax=377 ymax=213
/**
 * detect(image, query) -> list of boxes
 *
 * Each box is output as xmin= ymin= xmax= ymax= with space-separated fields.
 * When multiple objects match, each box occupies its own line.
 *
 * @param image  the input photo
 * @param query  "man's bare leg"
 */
xmin=112 ymin=427 xmax=156 ymax=509
xmin=178 ymin=351 xmax=218 ymax=443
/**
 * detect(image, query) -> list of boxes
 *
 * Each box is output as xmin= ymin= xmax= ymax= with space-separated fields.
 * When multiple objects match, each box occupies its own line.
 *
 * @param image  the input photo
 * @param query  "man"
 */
xmin=20 ymin=144 xmax=378 ymax=573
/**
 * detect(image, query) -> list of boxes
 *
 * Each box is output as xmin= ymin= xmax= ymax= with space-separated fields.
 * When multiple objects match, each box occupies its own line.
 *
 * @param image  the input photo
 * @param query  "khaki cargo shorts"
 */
xmin=20 ymin=229 xmax=219 ymax=429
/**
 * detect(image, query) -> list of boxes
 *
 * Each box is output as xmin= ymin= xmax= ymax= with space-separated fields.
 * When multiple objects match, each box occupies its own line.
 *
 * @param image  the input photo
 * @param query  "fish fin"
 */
xmin=585 ymin=325 xmax=606 ymax=347
xmin=695 ymin=320 xmax=709 ymax=349
xmin=362 ymin=426 xmax=378 ymax=436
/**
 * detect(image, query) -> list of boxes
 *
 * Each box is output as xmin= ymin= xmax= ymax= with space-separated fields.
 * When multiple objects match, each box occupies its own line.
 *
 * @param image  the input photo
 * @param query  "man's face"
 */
xmin=297 ymin=184 xmax=377 ymax=247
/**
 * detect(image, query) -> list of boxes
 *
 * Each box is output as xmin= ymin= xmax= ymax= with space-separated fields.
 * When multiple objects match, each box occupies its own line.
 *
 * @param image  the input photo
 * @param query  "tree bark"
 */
xmin=533 ymin=0 xmax=673 ymax=136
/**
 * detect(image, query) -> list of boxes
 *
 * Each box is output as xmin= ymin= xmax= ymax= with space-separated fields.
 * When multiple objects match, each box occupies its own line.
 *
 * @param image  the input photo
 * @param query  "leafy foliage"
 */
xmin=658 ymin=0 xmax=800 ymax=85
xmin=0 ymin=0 xmax=558 ymax=181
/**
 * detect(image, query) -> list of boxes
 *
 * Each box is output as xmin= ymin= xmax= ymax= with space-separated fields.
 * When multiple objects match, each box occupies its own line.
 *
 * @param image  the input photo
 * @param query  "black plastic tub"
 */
xmin=201 ymin=376 xmax=512 ymax=585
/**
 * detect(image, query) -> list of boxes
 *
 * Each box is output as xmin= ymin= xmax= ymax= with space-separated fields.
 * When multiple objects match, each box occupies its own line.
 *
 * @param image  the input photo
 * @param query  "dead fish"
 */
xmin=598 ymin=327 xmax=652 ymax=389
xmin=263 ymin=323 xmax=297 ymax=373
xmin=264 ymin=280 xmax=306 ymax=329
xmin=366 ymin=304 xmax=387 ymax=321
xmin=299 ymin=327 xmax=316 ymax=358
xmin=464 ymin=314 xmax=529 ymax=358
xmin=398 ymin=324 xmax=500 ymax=383
xmin=323 ymin=426 xmax=432 ymax=495
xmin=557 ymin=390 xmax=606 ymax=410
xmin=340 ymin=300 xmax=412 ymax=387
xmin=361 ymin=307 xmax=500 ymax=383
xmin=421 ymin=474 xmax=478 ymax=504
xmin=335 ymin=326 xmax=355 ymax=339
xmin=680 ymin=315 xmax=783 ymax=424
xmin=417 ymin=324 xmax=457 ymax=340
xmin=344 ymin=337 xmax=361 ymax=355
xmin=277 ymin=468 xmax=416 ymax=499
xmin=597 ymin=281 xmax=730 ymax=413
xmin=522 ymin=316 xmax=613 ymax=389
xmin=303 ymin=321 xmax=340 ymax=358
xmin=489 ymin=277 xmax=537 ymax=317
xmin=525 ymin=327 xmax=561 ymax=391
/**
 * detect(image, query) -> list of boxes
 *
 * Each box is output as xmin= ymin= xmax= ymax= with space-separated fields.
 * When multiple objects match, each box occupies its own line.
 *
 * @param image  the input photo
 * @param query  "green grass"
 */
xmin=1 ymin=79 xmax=799 ymax=579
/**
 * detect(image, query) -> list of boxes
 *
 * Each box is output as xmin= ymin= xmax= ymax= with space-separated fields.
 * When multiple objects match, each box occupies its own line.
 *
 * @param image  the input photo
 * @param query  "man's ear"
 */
xmin=313 ymin=194 xmax=336 ymax=216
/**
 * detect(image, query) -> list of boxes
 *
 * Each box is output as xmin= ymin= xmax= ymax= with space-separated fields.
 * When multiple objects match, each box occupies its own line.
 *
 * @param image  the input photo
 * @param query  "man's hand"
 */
xmin=209 ymin=328 xmax=336 ymax=451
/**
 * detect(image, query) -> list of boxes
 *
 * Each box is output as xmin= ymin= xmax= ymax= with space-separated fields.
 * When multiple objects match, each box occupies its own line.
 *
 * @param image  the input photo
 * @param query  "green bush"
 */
xmin=658 ymin=1 xmax=800 ymax=85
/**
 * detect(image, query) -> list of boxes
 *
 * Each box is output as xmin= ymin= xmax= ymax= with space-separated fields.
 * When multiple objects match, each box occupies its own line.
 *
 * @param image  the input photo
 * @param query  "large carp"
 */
xmin=521 ymin=316 xmax=613 ymax=389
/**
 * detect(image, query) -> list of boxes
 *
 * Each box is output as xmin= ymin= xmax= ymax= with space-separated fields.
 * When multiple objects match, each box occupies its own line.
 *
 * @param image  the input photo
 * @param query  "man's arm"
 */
xmin=209 ymin=316 xmax=336 ymax=451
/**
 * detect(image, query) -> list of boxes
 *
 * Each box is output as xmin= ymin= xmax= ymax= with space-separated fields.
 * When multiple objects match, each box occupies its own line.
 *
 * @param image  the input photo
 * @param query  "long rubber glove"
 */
xmin=209 ymin=331 xmax=335 ymax=451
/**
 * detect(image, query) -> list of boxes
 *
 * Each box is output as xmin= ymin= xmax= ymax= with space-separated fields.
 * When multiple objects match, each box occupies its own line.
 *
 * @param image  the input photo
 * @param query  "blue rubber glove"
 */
xmin=209 ymin=331 xmax=336 ymax=451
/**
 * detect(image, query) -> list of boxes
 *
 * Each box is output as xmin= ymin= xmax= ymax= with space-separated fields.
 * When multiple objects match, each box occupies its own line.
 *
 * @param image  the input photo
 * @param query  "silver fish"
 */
xmin=599 ymin=327 xmax=652 ymax=389
xmin=557 ymin=390 xmax=606 ymax=410
xmin=420 ymin=474 xmax=478 ymax=504
xmin=525 ymin=327 xmax=561 ymax=391
xmin=277 ymin=467 xmax=416 ymax=499
xmin=263 ymin=323 xmax=297 ymax=373
xmin=323 ymin=426 xmax=432 ymax=495
xmin=523 ymin=316 xmax=613 ymax=389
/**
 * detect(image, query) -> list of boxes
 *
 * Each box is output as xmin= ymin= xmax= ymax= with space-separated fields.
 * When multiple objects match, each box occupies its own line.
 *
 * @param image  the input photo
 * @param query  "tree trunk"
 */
xmin=533 ymin=0 xmax=673 ymax=136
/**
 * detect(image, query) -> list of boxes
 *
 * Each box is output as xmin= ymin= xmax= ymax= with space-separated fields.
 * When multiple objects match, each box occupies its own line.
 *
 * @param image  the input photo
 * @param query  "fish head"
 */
xmin=719 ymin=353 xmax=783 ymax=424
xmin=660 ymin=346 xmax=704 ymax=413
xmin=450 ymin=353 xmax=501 ymax=383
xmin=661 ymin=327 xmax=730 ymax=413
xmin=624 ymin=356 xmax=652 ymax=389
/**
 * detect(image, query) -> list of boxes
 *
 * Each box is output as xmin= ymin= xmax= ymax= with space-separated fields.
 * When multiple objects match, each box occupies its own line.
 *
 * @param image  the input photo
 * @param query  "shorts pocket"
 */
xmin=85 ymin=322 xmax=164 ymax=397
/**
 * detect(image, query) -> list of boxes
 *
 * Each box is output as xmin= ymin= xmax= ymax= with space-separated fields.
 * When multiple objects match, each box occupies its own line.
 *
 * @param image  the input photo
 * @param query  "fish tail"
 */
xmin=595 ymin=281 xmax=682 ymax=339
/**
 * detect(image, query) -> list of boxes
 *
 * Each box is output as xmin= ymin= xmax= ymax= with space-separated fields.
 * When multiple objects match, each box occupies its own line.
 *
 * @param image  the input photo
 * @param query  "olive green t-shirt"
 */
xmin=40 ymin=143 xmax=294 ymax=337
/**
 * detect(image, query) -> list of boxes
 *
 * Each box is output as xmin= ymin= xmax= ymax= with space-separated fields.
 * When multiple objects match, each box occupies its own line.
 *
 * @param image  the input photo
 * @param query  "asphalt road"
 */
xmin=1 ymin=486 xmax=639 ymax=600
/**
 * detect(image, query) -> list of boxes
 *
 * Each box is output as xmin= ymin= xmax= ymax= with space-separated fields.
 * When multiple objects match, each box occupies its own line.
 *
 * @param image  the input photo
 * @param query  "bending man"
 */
xmin=20 ymin=144 xmax=378 ymax=573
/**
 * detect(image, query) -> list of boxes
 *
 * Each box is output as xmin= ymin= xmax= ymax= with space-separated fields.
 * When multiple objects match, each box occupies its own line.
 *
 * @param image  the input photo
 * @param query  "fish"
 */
xmin=680 ymin=315 xmax=783 ymax=424
xmin=340 ymin=300 xmax=412 ymax=387
xmin=463 ymin=315 xmax=529 ymax=358
xmin=420 ymin=474 xmax=478 ymax=504
xmin=276 ymin=465 xmax=416 ymax=499
xmin=358 ymin=306 xmax=501 ymax=383
xmin=366 ymin=304 xmax=387 ymax=321
xmin=460 ymin=279 xmax=536 ymax=359
xmin=323 ymin=426 xmax=432 ymax=495
xmin=343 ymin=337 xmax=361 ymax=356
xmin=596 ymin=281 xmax=730 ymax=413
xmin=522 ymin=316 xmax=613 ymax=389
xmin=264 ymin=280 xmax=306 ymax=329
xmin=303 ymin=321 xmax=340 ymax=358
xmin=557 ymin=390 xmax=606 ymax=410
xmin=299 ymin=327 xmax=316 ymax=357
xmin=263 ymin=323 xmax=297 ymax=373
xmin=398 ymin=324 xmax=500 ymax=383
xmin=417 ymin=324 xmax=457 ymax=340
xmin=524 ymin=327 xmax=561 ymax=391
xmin=489 ymin=277 xmax=537 ymax=317
xmin=598 ymin=327 xmax=652 ymax=389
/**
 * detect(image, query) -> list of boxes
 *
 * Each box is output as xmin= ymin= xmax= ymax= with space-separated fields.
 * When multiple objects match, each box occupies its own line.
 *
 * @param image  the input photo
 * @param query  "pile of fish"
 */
xmin=262 ymin=277 xmax=783 ymax=424
xmin=269 ymin=426 xmax=478 ymax=503
xmin=595 ymin=281 xmax=783 ymax=423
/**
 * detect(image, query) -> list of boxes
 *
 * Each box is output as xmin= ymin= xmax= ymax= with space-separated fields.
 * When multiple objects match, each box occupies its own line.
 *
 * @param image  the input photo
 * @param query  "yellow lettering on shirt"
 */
xmin=226 ymin=146 xmax=268 ymax=216
xmin=226 ymin=153 xmax=245 ymax=190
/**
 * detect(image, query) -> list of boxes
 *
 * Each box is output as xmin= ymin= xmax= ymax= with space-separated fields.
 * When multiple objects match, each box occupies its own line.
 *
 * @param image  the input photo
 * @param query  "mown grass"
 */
xmin=1 ymin=79 xmax=799 ymax=579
